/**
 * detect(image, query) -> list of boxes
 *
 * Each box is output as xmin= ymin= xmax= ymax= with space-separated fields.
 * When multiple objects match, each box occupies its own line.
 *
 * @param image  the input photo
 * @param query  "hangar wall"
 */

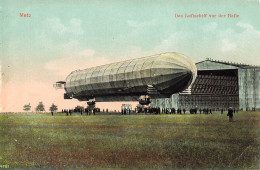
xmin=238 ymin=68 xmax=260 ymax=110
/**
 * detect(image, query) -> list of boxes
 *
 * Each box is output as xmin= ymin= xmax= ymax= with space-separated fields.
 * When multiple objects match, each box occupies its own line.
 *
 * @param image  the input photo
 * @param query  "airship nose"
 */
xmin=151 ymin=52 xmax=197 ymax=94
xmin=186 ymin=58 xmax=197 ymax=86
xmin=153 ymin=52 xmax=197 ymax=78
xmin=172 ymin=52 xmax=197 ymax=86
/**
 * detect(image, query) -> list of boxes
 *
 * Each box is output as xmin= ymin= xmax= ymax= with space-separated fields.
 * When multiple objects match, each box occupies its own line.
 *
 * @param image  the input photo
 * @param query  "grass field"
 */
xmin=0 ymin=112 xmax=259 ymax=169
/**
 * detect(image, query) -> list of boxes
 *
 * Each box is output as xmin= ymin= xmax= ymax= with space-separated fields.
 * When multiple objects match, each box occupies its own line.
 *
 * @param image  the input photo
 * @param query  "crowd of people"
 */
xmin=60 ymin=107 xmax=237 ymax=115
xmin=59 ymin=107 xmax=236 ymax=122
xmin=130 ymin=107 xmax=237 ymax=115
xmin=61 ymin=108 xmax=100 ymax=116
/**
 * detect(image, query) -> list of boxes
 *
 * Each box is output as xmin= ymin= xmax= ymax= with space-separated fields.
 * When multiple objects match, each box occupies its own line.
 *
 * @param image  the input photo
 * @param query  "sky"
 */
xmin=0 ymin=0 xmax=260 ymax=112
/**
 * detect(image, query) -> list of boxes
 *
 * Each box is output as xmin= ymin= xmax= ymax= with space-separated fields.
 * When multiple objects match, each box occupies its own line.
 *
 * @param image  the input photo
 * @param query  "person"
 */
xmin=227 ymin=107 xmax=234 ymax=122
xmin=51 ymin=111 xmax=53 ymax=116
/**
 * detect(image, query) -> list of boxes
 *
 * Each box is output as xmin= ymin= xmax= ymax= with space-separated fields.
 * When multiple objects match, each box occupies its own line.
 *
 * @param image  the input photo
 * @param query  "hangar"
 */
xmin=151 ymin=58 xmax=260 ymax=111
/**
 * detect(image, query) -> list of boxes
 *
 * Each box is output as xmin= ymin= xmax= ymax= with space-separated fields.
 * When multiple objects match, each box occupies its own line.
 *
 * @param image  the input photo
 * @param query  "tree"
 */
xmin=36 ymin=102 xmax=45 ymax=112
xmin=49 ymin=103 xmax=58 ymax=112
xmin=23 ymin=103 xmax=31 ymax=111
xmin=74 ymin=105 xmax=84 ymax=112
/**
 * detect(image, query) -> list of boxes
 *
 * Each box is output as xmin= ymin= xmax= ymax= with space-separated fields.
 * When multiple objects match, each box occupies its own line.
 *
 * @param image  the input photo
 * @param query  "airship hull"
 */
xmin=64 ymin=52 xmax=197 ymax=101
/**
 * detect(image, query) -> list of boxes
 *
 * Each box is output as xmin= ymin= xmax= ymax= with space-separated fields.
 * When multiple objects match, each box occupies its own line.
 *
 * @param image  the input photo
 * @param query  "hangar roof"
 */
xmin=196 ymin=58 xmax=259 ymax=70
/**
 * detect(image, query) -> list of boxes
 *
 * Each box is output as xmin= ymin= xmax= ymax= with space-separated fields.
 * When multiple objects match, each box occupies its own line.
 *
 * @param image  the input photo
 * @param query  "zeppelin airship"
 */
xmin=58 ymin=52 xmax=197 ymax=105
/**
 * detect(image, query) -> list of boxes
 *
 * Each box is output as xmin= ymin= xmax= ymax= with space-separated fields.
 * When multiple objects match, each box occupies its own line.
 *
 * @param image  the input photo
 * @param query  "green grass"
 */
xmin=0 ymin=112 xmax=259 ymax=169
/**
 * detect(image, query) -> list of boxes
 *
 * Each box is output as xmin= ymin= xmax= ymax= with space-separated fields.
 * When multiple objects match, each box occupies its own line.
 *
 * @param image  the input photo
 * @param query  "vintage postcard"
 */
xmin=0 ymin=0 xmax=259 ymax=169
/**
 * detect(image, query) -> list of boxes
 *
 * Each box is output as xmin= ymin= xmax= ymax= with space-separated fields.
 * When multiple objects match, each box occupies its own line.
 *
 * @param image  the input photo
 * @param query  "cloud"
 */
xmin=202 ymin=22 xmax=218 ymax=32
xmin=237 ymin=22 xmax=254 ymax=30
xmin=154 ymin=31 xmax=193 ymax=54
xmin=69 ymin=18 xmax=84 ymax=35
xmin=44 ymin=49 xmax=110 ymax=79
xmin=117 ymin=20 xmax=156 ymax=45
xmin=229 ymin=22 xmax=260 ymax=64
xmin=126 ymin=20 xmax=155 ymax=28
xmin=152 ymin=21 xmax=260 ymax=65
xmin=221 ymin=39 xmax=237 ymax=52
xmin=46 ymin=18 xmax=84 ymax=35
xmin=2 ymin=47 xmax=111 ymax=112
xmin=213 ymin=21 xmax=260 ymax=64
xmin=79 ymin=49 xmax=96 ymax=57
xmin=235 ymin=22 xmax=260 ymax=45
